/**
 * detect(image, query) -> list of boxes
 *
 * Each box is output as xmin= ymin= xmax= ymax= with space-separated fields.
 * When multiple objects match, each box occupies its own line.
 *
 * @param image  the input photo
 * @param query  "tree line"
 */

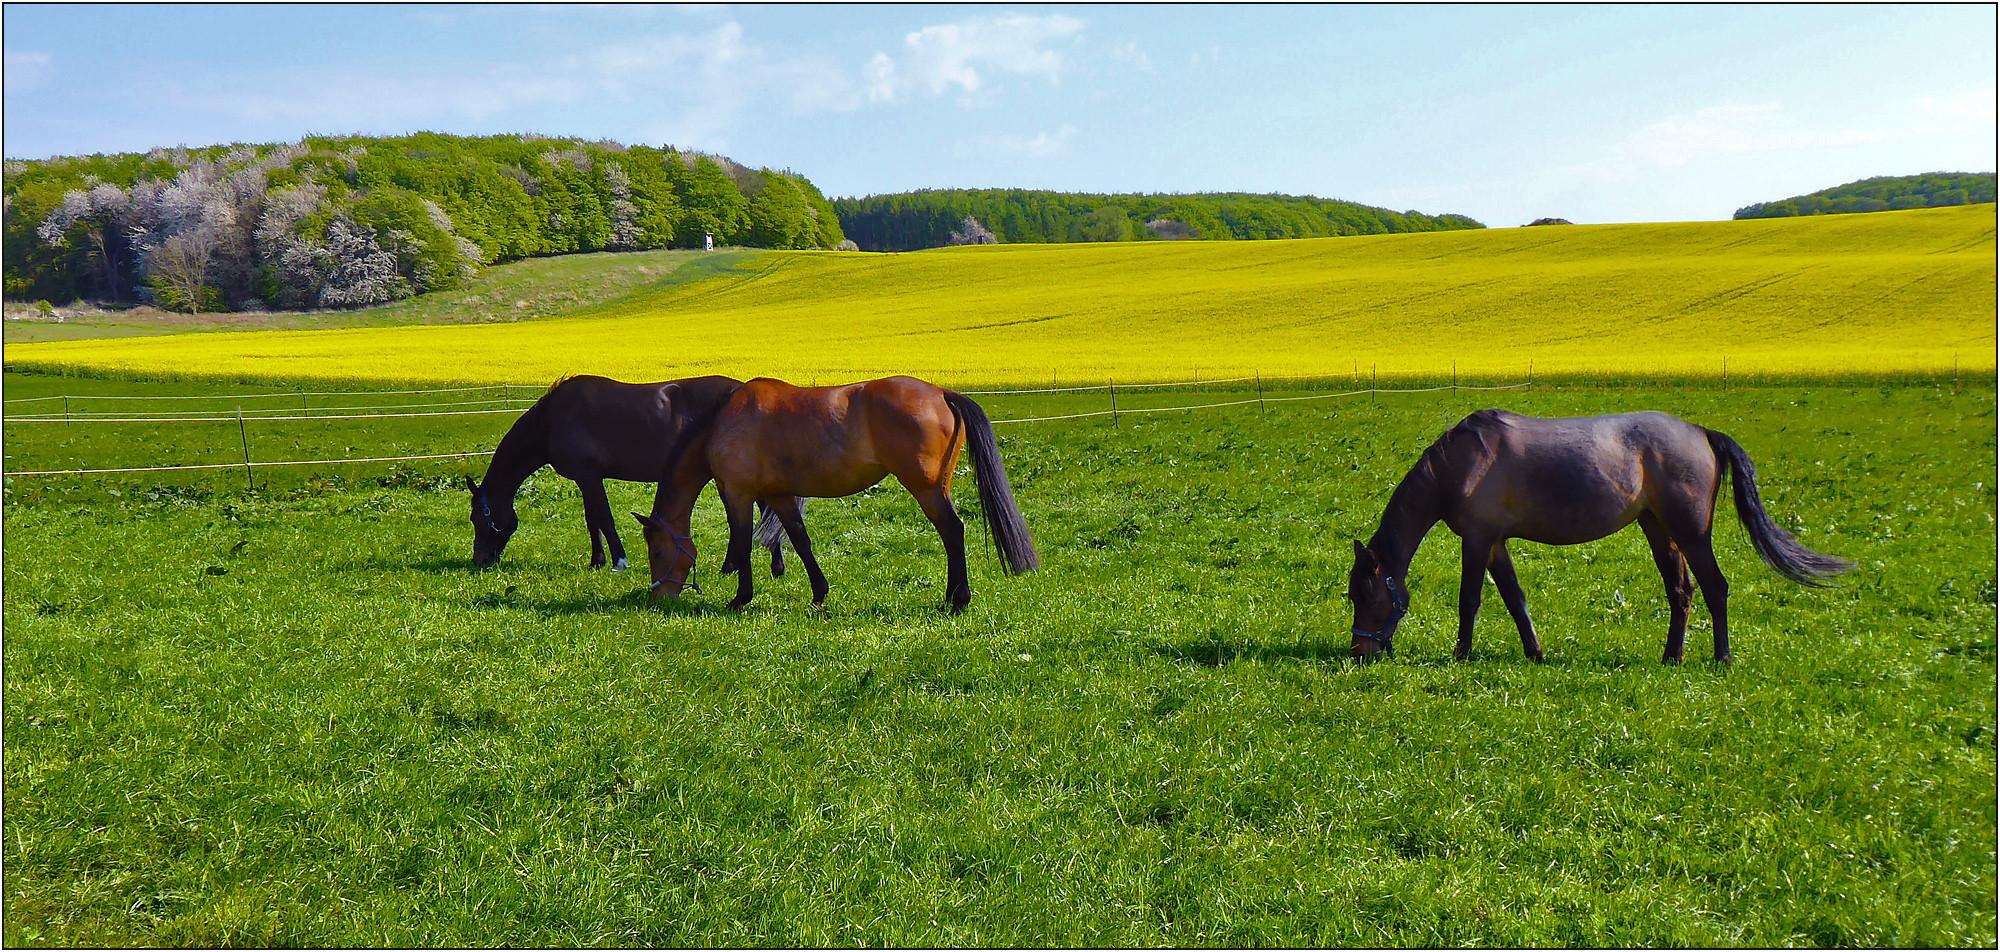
xmin=833 ymin=188 xmax=1485 ymax=251
xmin=1733 ymin=172 xmax=1996 ymax=220
xmin=3 ymin=132 xmax=848 ymax=312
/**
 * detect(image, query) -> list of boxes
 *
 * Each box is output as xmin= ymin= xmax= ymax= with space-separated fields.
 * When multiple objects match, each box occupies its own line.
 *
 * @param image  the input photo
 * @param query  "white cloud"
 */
xmin=956 ymin=123 xmax=1079 ymax=160
xmin=1564 ymin=102 xmax=1889 ymax=181
xmin=3 ymin=49 xmax=54 ymax=93
xmin=168 ymin=21 xmax=860 ymax=153
xmin=401 ymin=9 xmax=459 ymax=30
xmin=1110 ymin=40 xmax=1151 ymax=71
xmin=1911 ymin=86 xmax=1996 ymax=124
xmin=866 ymin=14 xmax=1086 ymax=105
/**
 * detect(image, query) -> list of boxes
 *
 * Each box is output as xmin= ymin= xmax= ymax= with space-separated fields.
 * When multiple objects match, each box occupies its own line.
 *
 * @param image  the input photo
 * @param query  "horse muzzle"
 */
xmin=1350 ymin=628 xmax=1396 ymax=660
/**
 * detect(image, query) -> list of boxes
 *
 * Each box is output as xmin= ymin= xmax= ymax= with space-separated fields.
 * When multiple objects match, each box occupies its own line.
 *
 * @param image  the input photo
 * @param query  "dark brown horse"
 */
xmin=636 ymin=375 xmax=1039 ymax=612
xmin=1348 ymin=409 xmax=1851 ymax=663
xmin=466 ymin=374 xmax=793 ymax=574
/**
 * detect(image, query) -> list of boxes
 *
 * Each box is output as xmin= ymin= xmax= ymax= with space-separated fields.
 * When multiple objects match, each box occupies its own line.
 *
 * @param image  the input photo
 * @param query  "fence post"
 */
xmin=1109 ymin=378 xmax=1119 ymax=426
xmin=1453 ymin=360 xmax=1458 ymax=389
xmin=64 ymin=395 xmax=71 ymax=427
xmin=1529 ymin=359 xmax=1534 ymax=392
xmin=1256 ymin=370 xmax=1266 ymax=417
xmin=237 ymin=407 xmax=255 ymax=491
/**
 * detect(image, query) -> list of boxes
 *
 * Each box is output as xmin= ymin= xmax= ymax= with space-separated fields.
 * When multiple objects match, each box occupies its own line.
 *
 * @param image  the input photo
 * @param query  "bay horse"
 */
xmin=1348 ymin=409 xmax=1852 ymax=663
xmin=636 ymin=375 xmax=1039 ymax=613
xmin=466 ymin=375 xmax=794 ymax=574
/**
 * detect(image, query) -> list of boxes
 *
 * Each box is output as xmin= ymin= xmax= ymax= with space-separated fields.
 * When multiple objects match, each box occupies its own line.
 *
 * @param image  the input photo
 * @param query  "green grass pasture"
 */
xmin=5 ymin=372 xmax=1993 ymax=946
xmin=5 ymin=206 xmax=1992 ymax=388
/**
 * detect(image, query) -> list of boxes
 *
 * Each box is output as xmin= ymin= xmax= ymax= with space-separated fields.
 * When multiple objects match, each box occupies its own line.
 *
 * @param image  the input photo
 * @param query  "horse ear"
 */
xmin=465 ymin=475 xmax=479 ymax=493
xmin=632 ymin=512 xmax=660 ymax=531
xmin=1354 ymin=540 xmax=1379 ymax=572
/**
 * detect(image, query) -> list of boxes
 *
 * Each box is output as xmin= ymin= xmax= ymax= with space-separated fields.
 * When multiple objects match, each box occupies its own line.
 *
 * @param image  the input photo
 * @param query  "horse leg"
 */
xmin=718 ymin=485 xmax=758 ymax=610
xmin=902 ymin=481 xmax=971 ymax=613
xmin=766 ymin=497 xmax=828 ymax=607
xmin=1639 ymin=512 xmax=1693 ymax=664
xmin=577 ymin=477 xmax=619 ymax=570
xmin=1677 ymin=532 xmax=1731 ymax=664
xmin=1455 ymin=535 xmax=1495 ymax=660
xmin=1487 ymin=541 xmax=1543 ymax=662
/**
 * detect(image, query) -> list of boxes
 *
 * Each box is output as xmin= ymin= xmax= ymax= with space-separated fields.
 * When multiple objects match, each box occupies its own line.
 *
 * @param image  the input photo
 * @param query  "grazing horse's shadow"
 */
xmin=510 ymin=590 xmax=717 ymax=618
xmin=1153 ymin=634 xmax=1354 ymax=667
xmin=338 ymin=553 xmax=477 ymax=576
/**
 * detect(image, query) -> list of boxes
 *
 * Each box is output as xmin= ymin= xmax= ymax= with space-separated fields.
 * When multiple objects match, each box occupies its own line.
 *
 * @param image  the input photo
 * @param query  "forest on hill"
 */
xmin=1733 ymin=172 xmax=1996 ymax=219
xmin=832 ymin=189 xmax=1484 ymax=251
xmin=2 ymin=133 xmax=847 ymax=312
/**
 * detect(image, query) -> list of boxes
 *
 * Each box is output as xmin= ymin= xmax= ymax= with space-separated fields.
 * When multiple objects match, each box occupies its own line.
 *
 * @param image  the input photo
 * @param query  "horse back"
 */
xmin=712 ymin=377 xmax=959 ymax=497
xmin=1443 ymin=410 xmax=1719 ymax=543
xmin=541 ymin=374 xmax=742 ymax=481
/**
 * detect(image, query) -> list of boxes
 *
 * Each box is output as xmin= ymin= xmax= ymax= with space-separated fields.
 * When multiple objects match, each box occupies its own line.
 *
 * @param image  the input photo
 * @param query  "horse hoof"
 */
xmin=727 ymin=598 xmax=751 ymax=611
xmin=610 ymin=559 xmax=628 ymax=573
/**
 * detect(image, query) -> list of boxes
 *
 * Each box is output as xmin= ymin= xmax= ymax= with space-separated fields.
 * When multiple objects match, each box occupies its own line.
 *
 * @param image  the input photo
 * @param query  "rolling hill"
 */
xmin=5 ymin=204 xmax=1991 ymax=389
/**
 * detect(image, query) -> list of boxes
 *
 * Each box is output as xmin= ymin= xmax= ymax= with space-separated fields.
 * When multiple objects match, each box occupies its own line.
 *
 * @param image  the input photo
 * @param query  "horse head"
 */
xmin=633 ymin=511 xmax=698 ymax=600
xmin=467 ymin=475 xmax=517 ymax=566
xmin=1348 ymin=540 xmax=1408 ymax=659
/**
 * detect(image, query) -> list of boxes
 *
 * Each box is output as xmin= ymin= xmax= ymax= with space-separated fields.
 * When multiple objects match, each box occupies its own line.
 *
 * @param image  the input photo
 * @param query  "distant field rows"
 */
xmin=5 ymin=205 xmax=1992 ymax=389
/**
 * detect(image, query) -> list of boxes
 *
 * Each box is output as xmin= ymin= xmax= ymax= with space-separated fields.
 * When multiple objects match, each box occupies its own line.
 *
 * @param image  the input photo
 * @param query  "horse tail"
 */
xmin=943 ymin=390 xmax=1040 ymax=574
xmin=1704 ymin=429 xmax=1853 ymax=586
xmin=752 ymin=499 xmax=804 ymax=552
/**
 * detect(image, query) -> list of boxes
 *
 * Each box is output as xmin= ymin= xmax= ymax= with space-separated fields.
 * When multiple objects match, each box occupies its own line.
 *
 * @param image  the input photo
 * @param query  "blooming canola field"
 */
xmin=4 ymin=204 xmax=1993 ymax=388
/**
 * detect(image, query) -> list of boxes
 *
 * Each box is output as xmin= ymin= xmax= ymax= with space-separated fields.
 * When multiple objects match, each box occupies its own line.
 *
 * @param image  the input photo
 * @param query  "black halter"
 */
xmin=1351 ymin=574 xmax=1408 ymax=655
xmin=477 ymin=493 xmax=500 ymax=536
xmin=649 ymin=528 xmax=703 ymax=597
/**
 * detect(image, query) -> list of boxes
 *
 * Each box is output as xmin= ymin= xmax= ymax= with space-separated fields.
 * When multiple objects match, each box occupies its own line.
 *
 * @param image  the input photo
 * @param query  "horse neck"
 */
xmin=481 ymin=411 xmax=549 ymax=503
xmin=649 ymin=434 xmax=713 ymax=531
xmin=1369 ymin=464 xmax=1444 ymax=578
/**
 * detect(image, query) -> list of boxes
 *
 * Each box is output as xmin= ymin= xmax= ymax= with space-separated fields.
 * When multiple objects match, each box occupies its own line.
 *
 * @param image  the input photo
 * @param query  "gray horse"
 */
xmin=1347 ymin=409 xmax=1851 ymax=663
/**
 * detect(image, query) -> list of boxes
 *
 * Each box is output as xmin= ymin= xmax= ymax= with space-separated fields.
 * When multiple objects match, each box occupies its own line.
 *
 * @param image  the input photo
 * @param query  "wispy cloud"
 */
xmin=164 ymin=22 xmax=858 ymax=152
xmin=1109 ymin=40 xmax=1151 ymax=72
xmin=1911 ymin=86 xmax=1996 ymax=124
xmin=955 ymin=123 xmax=1079 ymax=160
xmin=3 ymin=49 xmax=55 ymax=93
xmin=866 ymin=14 xmax=1085 ymax=105
xmin=1564 ymin=102 xmax=1888 ymax=181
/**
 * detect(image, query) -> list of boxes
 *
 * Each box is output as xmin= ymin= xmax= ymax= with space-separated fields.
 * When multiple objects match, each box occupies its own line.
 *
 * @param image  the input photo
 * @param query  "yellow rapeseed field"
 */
xmin=7 ymin=205 xmax=1992 ymax=388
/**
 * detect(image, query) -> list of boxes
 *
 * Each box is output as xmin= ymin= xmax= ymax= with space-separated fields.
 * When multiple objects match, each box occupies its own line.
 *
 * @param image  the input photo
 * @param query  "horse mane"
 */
xmin=1369 ymin=412 xmax=1501 ymax=556
xmin=648 ymin=380 xmax=744 ymax=515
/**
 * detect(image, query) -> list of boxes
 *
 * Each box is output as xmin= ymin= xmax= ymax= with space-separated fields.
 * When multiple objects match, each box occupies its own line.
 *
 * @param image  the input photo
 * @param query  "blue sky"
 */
xmin=4 ymin=4 xmax=1993 ymax=226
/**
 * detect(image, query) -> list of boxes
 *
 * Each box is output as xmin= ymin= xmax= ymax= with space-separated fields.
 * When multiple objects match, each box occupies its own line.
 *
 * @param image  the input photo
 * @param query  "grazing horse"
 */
xmin=636 ymin=375 xmax=1040 ymax=613
xmin=1347 ymin=409 xmax=1851 ymax=663
xmin=466 ymin=374 xmax=794 ymax=574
